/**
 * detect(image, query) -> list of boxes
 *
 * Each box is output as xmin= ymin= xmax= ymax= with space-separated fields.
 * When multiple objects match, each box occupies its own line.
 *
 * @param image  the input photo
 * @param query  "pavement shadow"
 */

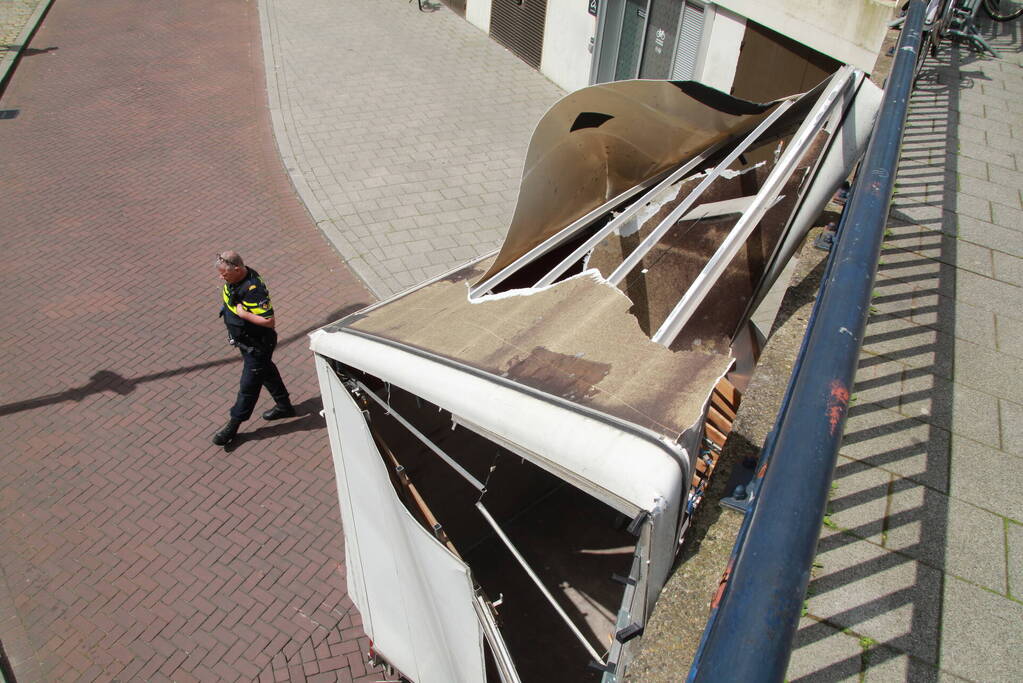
xmin=0 ymin=303 xmax=369 ymax=418
xmin=224 ymin=396 xmax=326 ymax=452
xmin=787 ymin=35 xmax=967 ymax=683
xmin=21 ymin=46 xmax=58 ymax=57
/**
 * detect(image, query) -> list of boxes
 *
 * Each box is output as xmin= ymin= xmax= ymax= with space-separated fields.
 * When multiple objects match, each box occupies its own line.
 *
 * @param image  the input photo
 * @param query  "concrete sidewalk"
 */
xmin=785 ymin=20 xmax=1023 ymax=683
xmin=259 ymin=0 xmax=565 ymax=299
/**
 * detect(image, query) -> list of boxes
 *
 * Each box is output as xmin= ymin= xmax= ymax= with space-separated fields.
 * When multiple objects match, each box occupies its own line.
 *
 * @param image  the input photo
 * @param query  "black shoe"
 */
xmin=212 ymin=419 xmax=241 ymax=446
xmin=262 ymin=404 xmax=296 ymax=421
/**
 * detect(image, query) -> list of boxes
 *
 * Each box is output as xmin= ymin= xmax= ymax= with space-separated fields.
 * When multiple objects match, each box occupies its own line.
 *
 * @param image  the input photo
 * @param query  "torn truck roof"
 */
xmin=308 ymin=68 xmax=883 ymax=683
xmin=318 ymin=262 xmax=732 ymax=440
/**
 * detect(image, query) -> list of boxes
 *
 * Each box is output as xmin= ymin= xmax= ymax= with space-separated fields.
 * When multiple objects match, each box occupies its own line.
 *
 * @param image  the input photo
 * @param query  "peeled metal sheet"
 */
xmin=477 ymin=80 xmax=785 ymax=284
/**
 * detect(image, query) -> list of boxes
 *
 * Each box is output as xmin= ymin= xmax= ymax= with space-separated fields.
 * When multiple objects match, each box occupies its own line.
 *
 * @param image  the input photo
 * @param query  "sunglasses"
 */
xmin=216 ymin=254 xmax=241 ymax=268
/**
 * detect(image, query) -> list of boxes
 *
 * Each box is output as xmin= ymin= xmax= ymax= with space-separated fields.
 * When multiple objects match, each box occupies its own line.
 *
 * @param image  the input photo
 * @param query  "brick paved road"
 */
xmin=0 ymin=1 xmax=382 ymax=681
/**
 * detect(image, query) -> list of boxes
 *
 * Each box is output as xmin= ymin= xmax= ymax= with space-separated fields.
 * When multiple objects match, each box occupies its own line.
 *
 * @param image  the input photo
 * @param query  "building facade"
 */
xmin=446 ymin=0 xmax=894 ymax=99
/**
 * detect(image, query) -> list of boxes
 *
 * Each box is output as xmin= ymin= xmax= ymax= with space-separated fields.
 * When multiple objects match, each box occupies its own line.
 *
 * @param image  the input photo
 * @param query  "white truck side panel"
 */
xmin=310 ymin=329 xmax=688 ymax=519
xmin=315 ymin=355 xmax=486 ymax=683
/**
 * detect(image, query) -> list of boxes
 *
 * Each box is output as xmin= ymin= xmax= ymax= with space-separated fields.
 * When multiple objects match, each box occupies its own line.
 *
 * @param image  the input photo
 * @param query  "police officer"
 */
xmin=213 ymin=251 xmax=295 ymax=446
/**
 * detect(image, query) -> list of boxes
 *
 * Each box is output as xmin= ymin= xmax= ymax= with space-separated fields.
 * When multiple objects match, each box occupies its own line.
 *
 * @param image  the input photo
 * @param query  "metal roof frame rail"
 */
xmin=651 ymin=66 xmax=858 ymax=346
xmin=530 ymin=138 xmax=729 ymax=289
xmin=468 ymin=165 xmax=678 ymax=298
xmin=356 ymin=380 xmax=486 ymax=492
xmin=685 ymin=1 xmax=926 ymax=680
xmin=604 ymin=99 xmax=795 ymax=287
xmin=475 ymin=502 xmax=609 ymax=667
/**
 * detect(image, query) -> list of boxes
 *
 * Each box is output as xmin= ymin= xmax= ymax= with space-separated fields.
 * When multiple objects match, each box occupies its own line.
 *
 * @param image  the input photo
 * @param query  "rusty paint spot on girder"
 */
xmin=827 ymin=379 xmax=850 ymax=436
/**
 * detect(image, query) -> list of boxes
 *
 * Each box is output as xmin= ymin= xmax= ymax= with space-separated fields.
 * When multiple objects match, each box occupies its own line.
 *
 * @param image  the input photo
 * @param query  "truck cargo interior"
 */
xmin=334 ymin=363 xmax=640 ymax=681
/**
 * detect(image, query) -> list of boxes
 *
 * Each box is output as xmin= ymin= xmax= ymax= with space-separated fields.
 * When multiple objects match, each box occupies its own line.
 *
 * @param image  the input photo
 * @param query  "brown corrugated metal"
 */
xmin=731 ymin=20 xmax=841 ymax=103
xmin=439 ymin=0 xmax=466 ymax=17
xmin=490 ymin=0 xmax=547 ymax=70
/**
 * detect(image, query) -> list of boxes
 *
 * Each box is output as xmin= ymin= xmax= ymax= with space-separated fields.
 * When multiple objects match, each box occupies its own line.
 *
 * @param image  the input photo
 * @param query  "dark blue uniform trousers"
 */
xmin=230 ymin=333 xmax=290 ymax=421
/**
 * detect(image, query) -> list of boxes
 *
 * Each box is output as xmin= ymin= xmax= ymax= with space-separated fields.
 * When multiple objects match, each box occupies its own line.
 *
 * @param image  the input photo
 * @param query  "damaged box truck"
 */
xmin=309 ymin=67 xmax=881 ymax=682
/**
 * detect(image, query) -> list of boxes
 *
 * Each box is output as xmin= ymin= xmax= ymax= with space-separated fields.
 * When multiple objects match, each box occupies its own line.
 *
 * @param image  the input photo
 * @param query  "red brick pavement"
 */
xmin=0 ymin=1 xmax=388 ymax=681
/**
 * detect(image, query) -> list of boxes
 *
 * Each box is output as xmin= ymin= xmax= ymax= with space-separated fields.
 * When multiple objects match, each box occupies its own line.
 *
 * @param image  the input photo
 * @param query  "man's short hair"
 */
xmin=218 ymin=251 xmax=244 ymax=268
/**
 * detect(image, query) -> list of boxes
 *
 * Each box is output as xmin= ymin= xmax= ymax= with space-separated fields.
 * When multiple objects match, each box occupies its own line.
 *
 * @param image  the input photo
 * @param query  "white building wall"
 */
xmin=713 ymin=0 xmax=895 ymax=72
xmin=698 ymin=6 xmax=745 ymax=92
xmin=540 ymin=0 xmax=599 ymax=92
xmin=465 ymin=0 xmax=491 ymax=33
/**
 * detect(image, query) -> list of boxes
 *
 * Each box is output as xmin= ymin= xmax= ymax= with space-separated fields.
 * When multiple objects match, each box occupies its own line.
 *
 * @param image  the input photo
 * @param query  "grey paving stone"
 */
xmin=950 ymin=300 xmax=998 ymax=349
xmin=861 ymin=314 xmax=954 ymax=379
xmin=985 ymin=163 xmax=1023 ymax=197
xmin=840 ymin=401 xmax=950 ymax=492
xmin=887 ymin=204 xmax=957 ymax=236
xmin=261 ymin=0 xmax=564 ymax=298
xmin=888 ymin=481 xmax=1005 ymax=591
xmin=875 ymin=242 xmax=956 ymax=291
xmin=999 ymin=398 xmax=1023 ymax=459
xmin=986 ymin=131 xmax=1023 ymax=157
xmin=954 ymin=122 xmax=988 ymax=145
xmin=785 ymin=617 xmax=863 ymax=683
xmin=897 ymin=371 xmax=999 ymax=450
xmin=863 ymin=643 xmax=946 ymax=681
xmin=954 ymin=270 xmax=1023 ymax=322
xmin=939 ymin=577 xmax=1023 ymax=683
xmin=953 ymin=336 xmax=1023 ymax=398
xmin=984 ymin=106 xmax=1023 ymax=129
xmin=959 ymin=112 xmax=1010 ymax=139
xmin=829 ymin=456 xmax=892 ymax=544
xmin=991 ymin=201 xmax=1023 ymax=231
xmin=872 ymin=268 xmax=934 ymax=308
xmin=951 ymin=239 xmax=994 ymax=277
xmin=850 ymin=355 xmax=905 ymax=413
xmin=807 ymin=528 xmax=942 ymax=665
xmin=958 ymin=87 xmax=1015 ymax=113
xmin=991 ymin=249 xmax=1023 ymax=286
xmin=949 ymin=435 xmax=1023 ymax=520
xmin=950 ymin=381 xmax=1001 ymax=448
xmin=954 ymin=192 xmax=995 ymax=223
xmin=957 ymin=214 xmax=1023 ymax=258
xmin=1008 ymin=520 xmax=1022 ymax=600
xmin=874 ymin=269 xmax=996 ymax=349
xmin=955 ymin=155 xmax=989 ymax=182
xmin=957 ymin=138 xmax=1017 ymax=171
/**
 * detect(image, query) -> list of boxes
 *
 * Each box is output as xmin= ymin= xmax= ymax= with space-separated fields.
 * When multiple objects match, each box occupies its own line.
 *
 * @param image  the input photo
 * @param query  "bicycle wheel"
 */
xmin=983 ymin=0 xmax=1023 ymax=20
xmin=937 ymin=0 xmax=958 ymax=38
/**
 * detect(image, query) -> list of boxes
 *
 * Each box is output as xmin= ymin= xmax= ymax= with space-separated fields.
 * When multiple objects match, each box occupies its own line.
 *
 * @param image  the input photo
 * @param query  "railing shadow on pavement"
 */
xmin=684 ymin=1 xmax=988 ymax=679
xmin=975 ymin=13 xmax=1023 ymax=55
xmin=785 ymin=38 xmax=964 ymax=681
xmin=0 ymin=303 xmax=369 ymax=418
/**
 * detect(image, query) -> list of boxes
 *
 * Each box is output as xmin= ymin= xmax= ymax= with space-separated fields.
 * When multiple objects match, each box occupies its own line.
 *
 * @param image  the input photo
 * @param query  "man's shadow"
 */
xmin=223 ymin=396 xmax=326 ymax=452
xmin=0 ymin=303 xmax=368 ymax=418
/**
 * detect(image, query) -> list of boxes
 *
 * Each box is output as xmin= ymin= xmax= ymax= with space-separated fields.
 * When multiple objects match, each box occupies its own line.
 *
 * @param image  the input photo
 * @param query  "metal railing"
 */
xmin=685 ymin=1 xmax=927 ymax=680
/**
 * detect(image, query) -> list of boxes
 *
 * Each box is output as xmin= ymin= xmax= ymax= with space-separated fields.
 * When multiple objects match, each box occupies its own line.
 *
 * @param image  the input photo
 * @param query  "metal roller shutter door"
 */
xmin=490 ymin=0 xmax=547 ymax=70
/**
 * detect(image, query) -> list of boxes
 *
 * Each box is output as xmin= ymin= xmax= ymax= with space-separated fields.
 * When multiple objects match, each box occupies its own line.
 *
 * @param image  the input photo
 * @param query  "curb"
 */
xmin=0 ymin=0 xmax=56 ymax=97
xmin=255 ymin=0 xmax=386 ymax=300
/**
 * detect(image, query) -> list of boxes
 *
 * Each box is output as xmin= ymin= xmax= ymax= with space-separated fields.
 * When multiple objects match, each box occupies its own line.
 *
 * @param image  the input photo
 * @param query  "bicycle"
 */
xmin=982 ymin=0 xmax=1023 ymax=20
xmin=928 ymin=0 xmax=1000 ymax=58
